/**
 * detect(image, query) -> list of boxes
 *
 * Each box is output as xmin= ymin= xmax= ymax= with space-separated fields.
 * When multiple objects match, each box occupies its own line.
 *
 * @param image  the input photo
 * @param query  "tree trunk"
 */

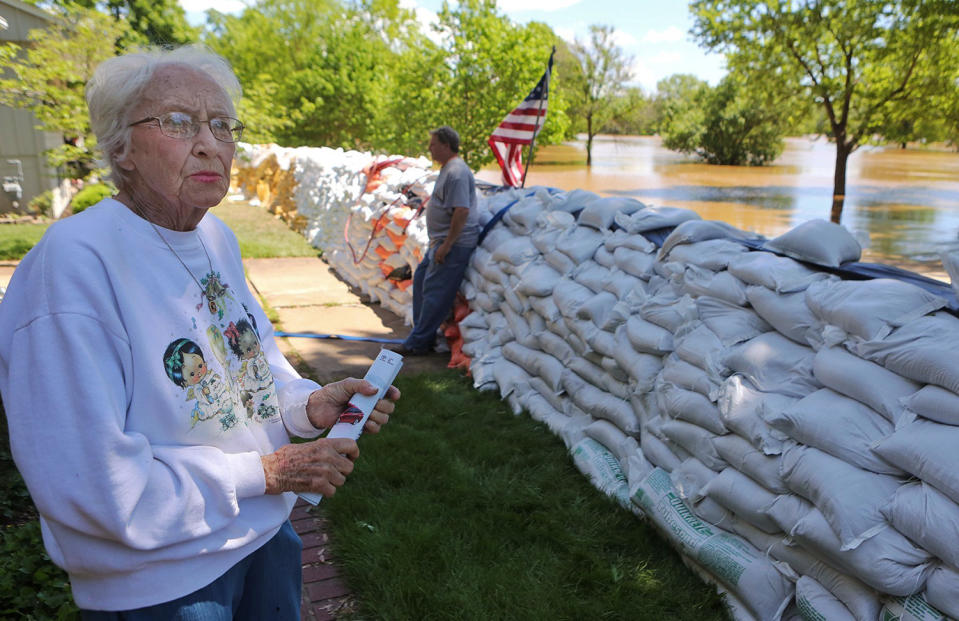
xmin=830 ymin=141 xmax=853 ymax=224
xmin=586 ymin=114 xmax=594 ymax=167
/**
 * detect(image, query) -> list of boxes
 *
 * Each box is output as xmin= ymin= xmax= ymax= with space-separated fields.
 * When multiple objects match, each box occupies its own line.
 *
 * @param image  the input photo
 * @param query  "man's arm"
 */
xmin=435 ymin=206 xmax=470 ymax=263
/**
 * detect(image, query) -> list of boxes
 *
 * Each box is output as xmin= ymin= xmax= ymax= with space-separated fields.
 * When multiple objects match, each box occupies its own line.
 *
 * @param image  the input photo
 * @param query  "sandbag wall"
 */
xmin=233 ymin=143 xmax=434 ymax=324
xmin=458 ymin=187 xmax=959 ymax=620
xmin=235 ymin=144 xmax=959 ymax=620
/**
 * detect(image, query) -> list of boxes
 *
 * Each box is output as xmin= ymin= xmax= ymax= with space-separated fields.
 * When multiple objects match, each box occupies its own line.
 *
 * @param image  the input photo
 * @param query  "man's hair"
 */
xmin=430 ymin=126 xmax=460 ymax=153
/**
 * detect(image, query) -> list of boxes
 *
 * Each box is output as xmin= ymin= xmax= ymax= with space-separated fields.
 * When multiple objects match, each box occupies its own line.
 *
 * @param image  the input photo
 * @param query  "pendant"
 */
xmin=208 ymin=298 xmax=218 ymax=314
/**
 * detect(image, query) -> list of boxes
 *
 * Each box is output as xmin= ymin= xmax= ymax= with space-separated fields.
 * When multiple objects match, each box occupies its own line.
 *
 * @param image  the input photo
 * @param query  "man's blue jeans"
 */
xmin=404 ymin=244 xmax=474 ymax=353
xmin=80 ymin=521 xmax=302 ymax=620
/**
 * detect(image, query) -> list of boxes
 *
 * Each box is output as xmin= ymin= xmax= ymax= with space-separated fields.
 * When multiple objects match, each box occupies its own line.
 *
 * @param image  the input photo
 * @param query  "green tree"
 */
xmin=652 ymin=74 xmax=709 ymax=134
xmin=0 ymin=5 xmax=130 ymax=179
xmin=429 ymin=0 xmax=568 ymax=169
xmin=44 ymin=0 xmax=197 ymax=46
xmin=603 ymin=87 xmax=656 ymax=136
xmin=567 ymin=24 xmax=633 ymax=166
xmin=691 ymin=0 xmax=959 ymax=223
xmin=662 ymin=74 xmax=792 ymax=165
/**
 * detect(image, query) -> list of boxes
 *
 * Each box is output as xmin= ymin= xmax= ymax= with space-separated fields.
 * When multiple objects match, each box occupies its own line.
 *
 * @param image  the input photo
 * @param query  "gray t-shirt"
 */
xmin=426 ymin=156 xmax=480 ymax=248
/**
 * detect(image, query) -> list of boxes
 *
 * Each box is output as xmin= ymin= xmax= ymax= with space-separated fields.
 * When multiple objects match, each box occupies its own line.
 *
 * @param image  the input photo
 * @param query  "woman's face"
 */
xmin=116 ymin=64 xmax=236 ymax=221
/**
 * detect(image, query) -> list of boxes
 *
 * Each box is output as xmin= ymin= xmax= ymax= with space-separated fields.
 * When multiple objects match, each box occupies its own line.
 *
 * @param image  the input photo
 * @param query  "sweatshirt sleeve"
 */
xmin=5 ymin=312 xmax=263 ymax=551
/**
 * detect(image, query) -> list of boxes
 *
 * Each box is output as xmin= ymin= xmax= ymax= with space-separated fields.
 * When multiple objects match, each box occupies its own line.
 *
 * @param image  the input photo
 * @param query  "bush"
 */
xmin=27 ymin=190 xmax=54 ymax=218
xmin=69 ymin=183 xmax=114 ymax=214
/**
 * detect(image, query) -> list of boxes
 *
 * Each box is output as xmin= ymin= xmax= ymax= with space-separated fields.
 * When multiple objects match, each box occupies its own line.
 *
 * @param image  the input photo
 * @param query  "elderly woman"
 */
xmin=0 ymin=45 xmax=399 ymax=618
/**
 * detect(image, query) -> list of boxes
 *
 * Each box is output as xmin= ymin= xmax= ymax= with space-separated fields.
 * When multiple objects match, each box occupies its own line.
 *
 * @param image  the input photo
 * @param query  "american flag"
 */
xmin=488 ymin=49 xmax=554 ymax=187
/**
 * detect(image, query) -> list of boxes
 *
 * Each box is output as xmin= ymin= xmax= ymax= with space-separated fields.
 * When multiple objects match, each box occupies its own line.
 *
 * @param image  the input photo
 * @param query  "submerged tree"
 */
xmin=566 ymin=24 xmax=633 ymax=166
xmin=691 ymin=0 xmax=959 ymax=223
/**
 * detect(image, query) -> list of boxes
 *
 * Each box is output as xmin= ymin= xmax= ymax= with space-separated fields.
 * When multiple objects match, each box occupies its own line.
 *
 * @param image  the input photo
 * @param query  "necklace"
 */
xmin=149 ymin=221 xmax=226 ymax=316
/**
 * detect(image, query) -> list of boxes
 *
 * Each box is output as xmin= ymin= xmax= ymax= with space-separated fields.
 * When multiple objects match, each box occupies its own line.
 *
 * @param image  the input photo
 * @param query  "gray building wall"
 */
xmin=0 ymin=0 xmax=61 ymax=213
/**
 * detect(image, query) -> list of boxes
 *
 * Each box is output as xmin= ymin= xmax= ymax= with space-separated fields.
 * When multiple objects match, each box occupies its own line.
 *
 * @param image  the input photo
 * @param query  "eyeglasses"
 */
xmin=129 ymin=111 xmax=245 ymax=143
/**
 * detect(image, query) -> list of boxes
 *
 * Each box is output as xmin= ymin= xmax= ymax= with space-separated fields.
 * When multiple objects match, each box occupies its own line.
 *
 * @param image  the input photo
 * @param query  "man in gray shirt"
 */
xmin=393 ymin=126 xmax=479 ymax=355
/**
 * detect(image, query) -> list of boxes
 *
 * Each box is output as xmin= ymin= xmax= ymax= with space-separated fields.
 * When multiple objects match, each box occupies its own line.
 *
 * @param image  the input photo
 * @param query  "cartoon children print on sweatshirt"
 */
xmin=225 ymin=318 xmax=277 ymax=422
xmin=163 ymin=338 xmax=239 ymax=431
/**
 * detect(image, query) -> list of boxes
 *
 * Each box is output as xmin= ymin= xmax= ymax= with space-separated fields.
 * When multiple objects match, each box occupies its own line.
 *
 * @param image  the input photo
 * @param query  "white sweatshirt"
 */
xmin=0 ymin=198 xmax=323 ymax=610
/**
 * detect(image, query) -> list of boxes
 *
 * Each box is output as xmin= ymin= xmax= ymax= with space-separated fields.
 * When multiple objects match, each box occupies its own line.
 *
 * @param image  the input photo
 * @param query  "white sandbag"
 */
xmin=790 ymin=507 xmax=932 ymax=596
xmin=762 ymin=219 xmax=861 ymax=268
xmin=716 ymin=375 xmax=795 ymax=455
xmin=663 ymin=238 xmax=750 ymax=271
xmin=925 ymin=565 xmax=959 ymax=619
xmin=575 ymin=291 xmax=619 ymax=326
xmin=658 ymin=219 xmax=764 ymax=259
xmin=502 ymin=342 xmax=565 ymax=393
xmin=805 ymin=278 xmax=947 ymax=341
xmin=492 ymin=358 xmax=531 ymax=400
xmin=528 ymin=294 xmax=561 ymax=323
xmin=562 ymin=369 xmax=639 ymax=434
xmin=578 ymin=196 xmax=645 ymax=231
xmin=660 ymin=419 xmax=726 ymax=471
xmin=612 ymin=246 xmax=657 ymax=280
xmin=550 ymin=188 xmax=600 ymax=213
xmin=544 ymin=248 xmax=576 ymax=274
xmin=502 ymin=195 xmax=546 ymax=234
xmin=711 ymin=433 xmax=789 ymax=494
xmin=556 ymin=226 xmax=606 ymax=263
xmin=552 ymin=278 xmax=597 ymax=319
xmin=794 ymin=575 xmax=856 ymax=621
xmin=524 ymin=392 xmax=570 ymax=431
xmin=571 ymin=260 xmax=614 ymax=293
xmin=766 ymin=388 xmax=901 ymax=475
xmin=527 ymin=376 xmax=566 ymax=413
xmin=703 ymin=467 xmax=781 ymax=534
xmin=593 ymin=245 xmax=616 ymax=268
xmin=781 ymin=444 xmax=901 ymax=550
xmin=585 ymin=419 xmax=639 ymax=464
xmin=765 ymin=534 xmax=883 ymax=621
xmin=662 ymin=353 xmax=722 ymax=400
xmin=746 ymin=286 xmax=824 ymax=348
xmin=640 ymin=288 xmax=699 ymax=331
xmin=727 ymin=251 xmax=833 ymax=293
xmin=680 ymin=265 xmax=750 ymax=307
xmin=641 ymin=428 xmax=685 ymax=472
xmin=623 ymin=315 xmax=674 ymax=354
xmin=812 ymin=346 xmax=920 ymax=424
xmin=604 ymin=228 xmax=656 ymax=254
xmin=658 ymin=381 xmax=727 ymax=435
xmin=880 ymin=593 xmax=950 ymax=621
xmin=602 ymin=269 xmax=644 ymax=300
xmin=670 ymin=457 xmax=719 ymax=504
xmin=696 ymin=296 xmax=771 ymax=347
xmin=615 ymin=205 xmax=701 ymax=234
xmin=610 ymin=346 xmax=662 ymax=392
xmin=629 ymin=467 xmax=794 ymax=620
xmin=901 ymin=384 xmax=959 ymax=426
xmin=873 ymin=418 xmax=959 ymax=506
xmin=881 ymin=481 xmax=959 ymax=571
xmin=514 ymin=261 xmax=563 ymax=297
xmin=535 ymin=330 xmax=575 ymax=365
xmin=852 ymin=311 xmax=959 ymax=394
xmin=722 ymin=332 xmax=821 ymax=399
xmin=673 ymin=322 xmax=728 ymax=378
xmin=570 ymin=437 xmax=631 ymax=508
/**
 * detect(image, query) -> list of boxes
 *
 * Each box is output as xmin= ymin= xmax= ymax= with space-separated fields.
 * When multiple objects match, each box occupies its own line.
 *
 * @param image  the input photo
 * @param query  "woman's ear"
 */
xmin=114 ymin=146 xmax=136 ymax=172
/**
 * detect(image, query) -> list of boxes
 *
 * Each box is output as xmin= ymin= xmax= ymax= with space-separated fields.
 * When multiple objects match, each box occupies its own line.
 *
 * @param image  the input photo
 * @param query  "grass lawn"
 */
xmin=0 ymin=196 xmax=318 ymax=262
xmin=320 ymin=372 xmax=729 ymax=620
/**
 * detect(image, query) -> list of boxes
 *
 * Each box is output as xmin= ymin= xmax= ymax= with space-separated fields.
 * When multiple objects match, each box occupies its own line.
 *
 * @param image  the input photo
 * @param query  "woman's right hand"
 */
xmin=261 ymin=438 xmax=359 ymax=496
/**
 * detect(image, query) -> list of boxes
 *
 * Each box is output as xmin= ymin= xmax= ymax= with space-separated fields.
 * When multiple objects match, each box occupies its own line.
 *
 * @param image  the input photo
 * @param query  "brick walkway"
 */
xmin=292 ymin=498 xmax=358 ymax=620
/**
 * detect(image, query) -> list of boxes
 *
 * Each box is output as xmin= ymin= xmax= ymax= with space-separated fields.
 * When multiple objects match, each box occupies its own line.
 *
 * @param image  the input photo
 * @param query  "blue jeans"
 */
xmin=404 ymin=244 xmax=474 ymax=352
xmin=80 ymin=521 xmax=302 ymax=621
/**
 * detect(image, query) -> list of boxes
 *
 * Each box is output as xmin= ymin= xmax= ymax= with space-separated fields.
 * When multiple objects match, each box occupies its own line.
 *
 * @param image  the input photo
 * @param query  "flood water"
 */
xmin=477 ymin=135 xmax=959 ymax=279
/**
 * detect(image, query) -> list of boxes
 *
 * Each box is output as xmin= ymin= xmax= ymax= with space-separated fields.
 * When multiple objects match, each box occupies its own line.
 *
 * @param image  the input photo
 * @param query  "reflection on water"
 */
xmin=478 ymin=135 xmax=959 ymax=277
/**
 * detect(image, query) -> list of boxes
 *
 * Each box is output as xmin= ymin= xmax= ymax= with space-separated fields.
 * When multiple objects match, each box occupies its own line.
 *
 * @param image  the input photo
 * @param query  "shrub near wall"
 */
xmin=234 ymin=144 xmax=959 ymax=620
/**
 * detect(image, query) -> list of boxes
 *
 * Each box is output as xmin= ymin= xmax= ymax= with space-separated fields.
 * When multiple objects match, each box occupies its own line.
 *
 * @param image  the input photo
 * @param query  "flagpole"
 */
xmin=521 ymin=47 xmax=555 ymax=188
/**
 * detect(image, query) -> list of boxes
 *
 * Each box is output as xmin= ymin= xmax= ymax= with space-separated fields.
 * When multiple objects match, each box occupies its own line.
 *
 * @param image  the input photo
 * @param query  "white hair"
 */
xmin=85 ymin=44 xmax=242 ymax=189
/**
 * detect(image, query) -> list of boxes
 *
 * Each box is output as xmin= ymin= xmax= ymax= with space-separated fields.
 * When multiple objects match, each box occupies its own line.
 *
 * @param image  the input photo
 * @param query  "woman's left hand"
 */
xmin=306 ymin=378 xmax=400 ymax=433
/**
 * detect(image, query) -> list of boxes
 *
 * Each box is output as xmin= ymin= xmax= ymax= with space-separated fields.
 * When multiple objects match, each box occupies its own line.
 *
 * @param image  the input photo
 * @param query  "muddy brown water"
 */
xmin=477 ymin=135 xmax=959 ymax=281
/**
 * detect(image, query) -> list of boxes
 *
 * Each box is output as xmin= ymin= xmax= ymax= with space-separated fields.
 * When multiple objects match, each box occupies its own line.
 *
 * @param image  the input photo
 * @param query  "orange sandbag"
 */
xmin=374 ymin=245 xmax=391 ymax=260
xmin=386 ymin=229 xmax=407 ymax=247
xmin=452 ymin=293 xmax=471 ymax=323
xmin=395 ymin=278 xmax=413 ymax=291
